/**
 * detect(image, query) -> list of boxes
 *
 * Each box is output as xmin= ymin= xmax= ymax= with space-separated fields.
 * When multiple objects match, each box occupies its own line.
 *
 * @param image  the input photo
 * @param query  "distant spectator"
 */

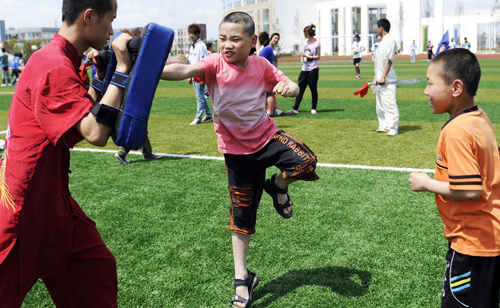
xmin=462 ymin=37 xmax=471 ymax=50
xmin=371 ymin=35 xmax=381 ymax=61
xmin=206 ymin=42 xmax=213 ymax=55
xmin=439 ymin=41 xmax=450 ymax=53
xmin=409 ymin=39 xmax=418 ymax=63
xmin=449 ymin=37 xmax=456 ymax=49
xmin=352 ymin=34 xmax=365 ymax=80
xmin=0 ymin=48 xmax=10 ymax=87
xmin=287 ymin=23 xmax=321 ymax=115
xmin=186 ymin=23 xmax=212 ymax=125
xmin=427 ymin=40 xmax=434 ymax=61
xmin=10 ymin=53 xmax=23 ymax=86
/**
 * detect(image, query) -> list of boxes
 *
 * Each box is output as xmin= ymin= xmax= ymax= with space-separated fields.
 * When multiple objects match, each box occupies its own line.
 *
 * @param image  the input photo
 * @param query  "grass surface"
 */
xmin=0 ymin=57 xmax=498 ymax=307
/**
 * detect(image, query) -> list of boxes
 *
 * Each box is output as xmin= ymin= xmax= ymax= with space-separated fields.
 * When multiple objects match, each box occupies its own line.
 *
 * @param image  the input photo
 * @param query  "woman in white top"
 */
xmin=286 ymin=24 xmax=321 ymax=115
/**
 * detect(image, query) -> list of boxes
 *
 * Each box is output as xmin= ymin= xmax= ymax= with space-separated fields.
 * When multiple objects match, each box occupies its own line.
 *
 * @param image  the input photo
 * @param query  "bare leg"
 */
xmin=266 ymin=95 xmax=274 ymax=114
xmin=232 ymin=232 xmax=251 ymax=308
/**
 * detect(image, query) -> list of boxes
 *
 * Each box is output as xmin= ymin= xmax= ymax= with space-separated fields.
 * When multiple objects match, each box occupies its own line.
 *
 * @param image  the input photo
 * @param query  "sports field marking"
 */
xmin=0 ymin=92 xmax=15 ymax=95
xmin=71 ymin=147 xmax=435 ymax=173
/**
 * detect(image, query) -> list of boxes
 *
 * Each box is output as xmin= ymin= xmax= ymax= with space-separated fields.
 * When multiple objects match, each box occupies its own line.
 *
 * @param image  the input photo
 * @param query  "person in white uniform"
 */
xmin=373 ymin=18 xmax=399 ymax=136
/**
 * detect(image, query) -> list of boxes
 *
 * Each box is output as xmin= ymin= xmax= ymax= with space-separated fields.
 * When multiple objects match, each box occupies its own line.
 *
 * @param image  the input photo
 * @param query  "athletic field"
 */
xmin=1 ymin=56 xmax=500 ymax=307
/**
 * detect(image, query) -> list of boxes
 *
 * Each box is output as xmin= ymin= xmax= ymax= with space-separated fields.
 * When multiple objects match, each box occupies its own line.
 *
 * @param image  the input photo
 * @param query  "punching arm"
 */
xmin=161 ymin=63 xmax=201 ymax=81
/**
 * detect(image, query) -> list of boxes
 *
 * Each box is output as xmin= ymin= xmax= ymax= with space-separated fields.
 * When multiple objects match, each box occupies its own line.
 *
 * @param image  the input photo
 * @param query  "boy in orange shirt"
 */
xmin=409 ymin=48 xmax=500 ymax=307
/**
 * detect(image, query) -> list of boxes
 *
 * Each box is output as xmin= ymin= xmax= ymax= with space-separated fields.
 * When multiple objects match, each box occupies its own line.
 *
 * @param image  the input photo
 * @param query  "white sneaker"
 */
xmin=190 ymin=119 xmax=201 ymax=125
xmin=311 ymin=109 xmax=317 ymax=115
xmin=387 ymin=129 xmax=398 ymax=136
xmin=376 ymin=127 xmax=389 ymax=133
xmin=114 ymin=153 xmax=130 ymax=164
xmin=274 ymin=109 xmax=282 ymax=116
xmin=0 ymin=84 xmax=5 ymax=87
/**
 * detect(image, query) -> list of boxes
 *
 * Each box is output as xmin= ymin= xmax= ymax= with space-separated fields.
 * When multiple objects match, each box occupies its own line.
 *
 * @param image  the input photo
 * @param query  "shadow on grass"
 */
xmin=280 ymin=109 xmax=345 ymax=116
xmin=253 ymin=266 xmax=371 ymax=307
xmin=124 ymin=155 xmax=185 ymax=164
xmin=398 ymin=125 xmax=422 ymax=134
xmin=318 ymin=108 xmax=345 ymax=113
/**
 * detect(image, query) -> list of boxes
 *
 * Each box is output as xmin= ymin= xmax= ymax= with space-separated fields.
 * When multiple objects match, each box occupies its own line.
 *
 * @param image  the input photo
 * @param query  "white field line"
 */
xmin=71 ymin=147 xmax=435 ymax=173
xmin=0 ymin=92 xmax=15 ymax=95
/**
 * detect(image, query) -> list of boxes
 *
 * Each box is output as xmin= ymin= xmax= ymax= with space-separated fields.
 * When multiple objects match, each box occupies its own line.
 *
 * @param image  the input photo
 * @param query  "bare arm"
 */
xmin=74 ymin=33 xmax=133 ymax=146
xmin=161 ymin=63 xmax=201 ymax=81
xmin=409 ymin=172 xmax=481 ymax=200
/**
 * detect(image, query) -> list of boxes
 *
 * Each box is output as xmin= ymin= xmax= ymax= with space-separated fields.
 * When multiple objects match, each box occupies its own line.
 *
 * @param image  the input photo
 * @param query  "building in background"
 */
xmin=5 ymin=27 xmax=59 ymax=41
xmin=0 ymin=20 xmax=6 ymax=42
xmin=223 ymin=0 xmax=500 ymax=56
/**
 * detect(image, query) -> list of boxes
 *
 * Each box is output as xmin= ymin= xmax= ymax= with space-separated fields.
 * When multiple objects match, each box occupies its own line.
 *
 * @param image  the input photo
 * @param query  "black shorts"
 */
xmin=224 ymin=130 xmax=319 ymax=235
xmin=353 ymin=58 xmax=362 ymax=65
xmin=442 ymin=247 xmax=500 ymax=307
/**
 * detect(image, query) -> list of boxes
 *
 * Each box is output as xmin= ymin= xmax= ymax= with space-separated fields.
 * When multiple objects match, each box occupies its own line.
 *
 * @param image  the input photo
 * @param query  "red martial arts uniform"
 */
xmin=0 ymin=34 xmax=117 ymax=307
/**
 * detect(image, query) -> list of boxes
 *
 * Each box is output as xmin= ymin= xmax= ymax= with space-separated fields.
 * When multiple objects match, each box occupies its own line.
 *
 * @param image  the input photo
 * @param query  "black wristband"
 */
xmin=91 ymin=75 xmax=104 ymax=92
xmin=90 ymin=103 xmax=120 ymax=127
xmin=110 ymin=71 xmax=128 ymax=89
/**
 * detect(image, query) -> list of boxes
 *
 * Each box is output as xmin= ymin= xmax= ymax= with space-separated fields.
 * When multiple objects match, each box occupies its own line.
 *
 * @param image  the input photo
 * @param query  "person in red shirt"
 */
xmin=0 ymin=0 xmax=133 ymax=306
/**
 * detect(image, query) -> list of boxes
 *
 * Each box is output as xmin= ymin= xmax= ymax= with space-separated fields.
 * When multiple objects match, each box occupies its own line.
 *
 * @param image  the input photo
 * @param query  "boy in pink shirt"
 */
xmin=162 ymin=12 xmax=319 ymax=308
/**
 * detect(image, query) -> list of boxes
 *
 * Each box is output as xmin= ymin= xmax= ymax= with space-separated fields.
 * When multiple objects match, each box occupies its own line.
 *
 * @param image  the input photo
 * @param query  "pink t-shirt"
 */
xmin=196 ymin=53 xmax=288 ymax=154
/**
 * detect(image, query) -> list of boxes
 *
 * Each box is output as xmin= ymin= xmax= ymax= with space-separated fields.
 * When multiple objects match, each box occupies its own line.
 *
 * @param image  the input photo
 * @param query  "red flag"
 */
xmin=78 ymin=62 xmax=92 ymax=84
xmin=353 ymin=82 xmax=369 ymax=98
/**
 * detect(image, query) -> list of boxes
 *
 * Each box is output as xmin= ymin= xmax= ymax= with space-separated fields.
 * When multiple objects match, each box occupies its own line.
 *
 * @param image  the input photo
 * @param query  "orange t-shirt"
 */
xmin=435 ymin=106 xmax=500 ymax=257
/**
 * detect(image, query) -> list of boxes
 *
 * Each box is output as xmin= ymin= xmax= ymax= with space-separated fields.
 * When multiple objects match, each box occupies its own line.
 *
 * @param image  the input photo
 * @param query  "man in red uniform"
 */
xmin=0 ymin=0 xmax=133 ymax=306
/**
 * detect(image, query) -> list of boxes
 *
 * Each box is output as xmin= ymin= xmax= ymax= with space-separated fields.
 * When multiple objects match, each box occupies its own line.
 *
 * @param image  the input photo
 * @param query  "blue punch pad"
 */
xmin=108 ymin=23 xmax=174 ymax=149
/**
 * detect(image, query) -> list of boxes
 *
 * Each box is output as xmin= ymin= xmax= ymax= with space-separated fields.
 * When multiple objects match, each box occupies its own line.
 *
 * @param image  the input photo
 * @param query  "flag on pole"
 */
xmin=436 ymin=30 xmax=450 ymax=55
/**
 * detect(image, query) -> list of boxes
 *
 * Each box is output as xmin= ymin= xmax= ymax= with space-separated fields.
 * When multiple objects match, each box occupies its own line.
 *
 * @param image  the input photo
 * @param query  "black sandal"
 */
xmin=264 ymin=174 xmax=293 ymax=219
xmin=231 ymin=270 xmax=259 ymax=308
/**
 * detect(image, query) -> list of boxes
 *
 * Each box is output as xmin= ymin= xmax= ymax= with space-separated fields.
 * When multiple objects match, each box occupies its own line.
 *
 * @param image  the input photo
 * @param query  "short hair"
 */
xmin=206 ymin=42 xmax=212 ymax=50
xmin=188 ymin=23 xmax=201 ymax=36
xmin=432 ymin=48 xmax=481 ymax=97
xmin=377 ymin=18 xmax=391 ymax=32
xmin=354 ymin=34 xmax=360 ymax=39
xmin=270 ymin=32 xmax=280 ymax=40
xmin=221 ymin=11 xmax=255 ymax=38
xmin=259 ymin=31 xmax=269 ymax=46
xmin=1 ymin=48 xmax=5 ymax=53
xmin=304 ymin=24 xmax=316 ymax=37
xmin=62 ymin=0 xmax=113 ymax=25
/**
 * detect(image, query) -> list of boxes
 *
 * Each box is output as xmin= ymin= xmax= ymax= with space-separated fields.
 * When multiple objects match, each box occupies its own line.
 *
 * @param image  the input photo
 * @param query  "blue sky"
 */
xmin=0 ymin=0 xmax=496 ymax=40
xmin=0 ymin=0 xmax=223 ymax=40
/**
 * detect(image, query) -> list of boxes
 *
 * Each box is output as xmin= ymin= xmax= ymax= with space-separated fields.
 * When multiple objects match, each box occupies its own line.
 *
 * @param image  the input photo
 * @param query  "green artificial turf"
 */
xmin=0 ymin=58 xmax=496 ymax=307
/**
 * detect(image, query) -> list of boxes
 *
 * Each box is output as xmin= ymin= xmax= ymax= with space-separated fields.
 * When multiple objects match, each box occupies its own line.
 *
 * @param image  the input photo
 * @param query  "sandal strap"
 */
xmin=231 ymin=294 xmax=248 ymax=305
xmin=278 ymin=199 xmax=293 ymax=209
xmin=233 ymin=279 xmax=247 ymax=287
xmin=270 ymin=174 xmax=288 ymax=194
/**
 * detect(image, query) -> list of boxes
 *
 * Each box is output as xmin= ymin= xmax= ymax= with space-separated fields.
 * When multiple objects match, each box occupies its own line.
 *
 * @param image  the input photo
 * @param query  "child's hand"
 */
xmin=408 ymin=172 xmax=431 ymax=192
xmin=274 ymin=81 xmax=294 ymax=98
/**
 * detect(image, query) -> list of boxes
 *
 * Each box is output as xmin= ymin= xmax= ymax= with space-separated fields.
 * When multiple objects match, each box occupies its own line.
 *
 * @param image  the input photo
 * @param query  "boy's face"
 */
xmin=424 ymin=62 xmax=453 ymax=114
xmin=218 ymin=22 xmax=256 ymax=68
xmin=89 ymin=0 xmax=117 ymax=50
xmin=189 ymin=32 xmax=199 ymax=43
